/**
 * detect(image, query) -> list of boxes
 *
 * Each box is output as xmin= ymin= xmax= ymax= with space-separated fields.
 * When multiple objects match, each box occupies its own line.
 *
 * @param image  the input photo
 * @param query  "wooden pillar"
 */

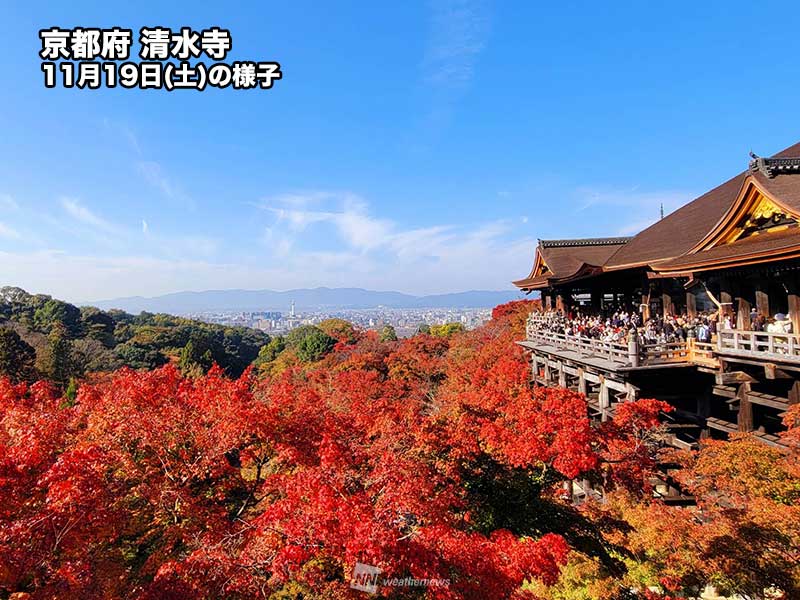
xmin=531 ymin=354 xmax=538 ymax=386
xmin=599 ymin=377 xmax=610 ymax=422
xmin=686 ymin=291 xmax=697 ymax=319
xmin=543 ymin=293 xmax=553 ymax=311
xmin=628 ymin=332 xmax=639 ymax=368
xmin=755 ymin=289 xmax=770 ymax=319
xmin=543 ymin=361 xmax=552 ymax=384
xmin=555 ymin=294 xmax=566 ymax=314
xmin=641 ymin=293 xmax=650 ymax=321
xmin=577 ymin=368 xmax=587 ymax=396
xmin=557 ymin=361 xmax=566 ymax=388
xmin=563 ymin=479 xmax=574 ymax=501
xmin=625 ymin=382 xmax=637 ymax=402
xmin=662 ymin=291 xmax=673 ymax=317
xmin=789 ymin=380 xmax=800 ymax=406
xmin=736 ymin=296 xmax=751 ymax=331
xmin=737 ymin=382 xmax=753 ymax=433
xmin=720 ymin=290 xmax=733 ymax=325
xmin=590 ymin=290 xmax=601 ymax=313
xmin=788 ymin=293 xmax=800 ymax=335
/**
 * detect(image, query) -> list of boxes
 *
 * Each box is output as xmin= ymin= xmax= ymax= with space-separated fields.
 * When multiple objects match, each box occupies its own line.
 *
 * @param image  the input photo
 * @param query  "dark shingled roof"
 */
xmin=654 ymin=226 xmax=800 ymax=272
xmin=606 ymin=141 xmax=800 ymax=270
xmin=513 ymin=237 xmax=630 ymax=290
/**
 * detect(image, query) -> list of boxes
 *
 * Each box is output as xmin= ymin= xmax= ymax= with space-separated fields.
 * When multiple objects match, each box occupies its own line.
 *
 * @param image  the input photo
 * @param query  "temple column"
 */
xmin=737 ymin=382 xmax=753 ymax=432
xmin=577 ymin=368 xmax=587 ymax=396
xmin=555 ymin=293 xmax=566 ymax=315
xmin=788 ymin=292 xmax=800 ymax=335
xmin=662 ymin=290 xmax=673 ymax=318
xmin=736 ymin=296 xmax=752 ymax=331
xmin=599 ymin=376 xmax=610 ymax=422
xmin=686 ymin=291 xmax=697 ymax=319
xmin=755 ymin=289 xmax=770 ymax=319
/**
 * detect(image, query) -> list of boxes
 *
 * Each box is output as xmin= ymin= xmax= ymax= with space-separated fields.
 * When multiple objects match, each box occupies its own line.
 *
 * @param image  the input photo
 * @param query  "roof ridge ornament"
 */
xmin=749 ymin=151 xmax=800 ymax=178
xmin=539 ymin=237 xmax=631 ymax=248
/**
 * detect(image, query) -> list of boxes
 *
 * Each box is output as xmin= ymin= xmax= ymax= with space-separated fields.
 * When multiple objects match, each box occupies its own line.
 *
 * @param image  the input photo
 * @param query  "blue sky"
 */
xmin=1 ymin=1 xmax=799 ymax=302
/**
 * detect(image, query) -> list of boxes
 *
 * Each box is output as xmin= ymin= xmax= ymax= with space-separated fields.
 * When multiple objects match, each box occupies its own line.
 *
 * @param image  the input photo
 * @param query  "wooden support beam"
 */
xmin=577 ymin=368 xmax=587 ymax=396
xmin=531 ymin=355 xmax=538 ymax=387
xmin=558 ymin=361 xmax=567 ymax=388
xmin=789 ymin=381 xmax=800 ymax=406
xmin=736 ymin=296 xmax=751 ymax=331
xmin=737 ymin=383 xmax=753 ymax=433
xmin=789 ymin=294 xmax=800 ymax=337
xmin=764 ymin=363 xmax=792 ymax=380
xmin=555 ymin=294 xmax=566 ymax=314
xmin=686 ymin=291 xmax=697 ymax=319
xmin=599 ymin=377 xmax=610 ymax=422
xmin=755 ymin=289 xmax=770 ymax=319
xmin=662 ymin=292 xmax=673 ymax=318
xmin=641 ymin=295 xmax=650 ymax=321
xmin=715 ymin=371 xmax=756 ymax=385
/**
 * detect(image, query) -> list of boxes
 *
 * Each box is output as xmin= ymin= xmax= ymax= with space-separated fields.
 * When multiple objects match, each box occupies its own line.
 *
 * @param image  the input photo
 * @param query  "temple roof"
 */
xmin=513 ymin=237 xmax=630 ymax=290
xmin=513 ymin=141 xmax=800 ymax=290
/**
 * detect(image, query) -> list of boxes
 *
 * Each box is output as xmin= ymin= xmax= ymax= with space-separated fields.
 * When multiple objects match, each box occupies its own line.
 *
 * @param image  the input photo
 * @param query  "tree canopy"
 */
xmin=0 ymin=298 xmax=797 ymax=599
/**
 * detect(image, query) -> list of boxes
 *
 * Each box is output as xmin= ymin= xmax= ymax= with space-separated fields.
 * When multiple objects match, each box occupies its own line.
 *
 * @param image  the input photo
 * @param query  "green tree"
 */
xmin=379 ymin=324 xmax=398 ymax=342
xmin=80 ymin=306 xmax=116 ymax=347
xmin=286 ymin=325 xmax=336 ymax=363
xmin=33 ymin=299 xmax=82 ymax=336
xmin=37 ymin=322 xmax=76 ymax=386
xmin=255 ymin=336 xmax=286 ymax=365
xmin=430 ymin=322 xmax=465 ymax=337
xmin=0 ymin=327 xmax=37 ymax=382
xmin=178 ymin=339 xmax=214 ymax=377
xmin=318 ymin=318 xmax=358 ymax=343
xmin=417 ymin=323 xmax=431 ymax=335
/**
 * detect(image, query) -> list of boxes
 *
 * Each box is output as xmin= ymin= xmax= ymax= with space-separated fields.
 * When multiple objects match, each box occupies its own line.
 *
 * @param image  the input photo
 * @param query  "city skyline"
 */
xmin=2 ymin=2 xmax=800 ymax=302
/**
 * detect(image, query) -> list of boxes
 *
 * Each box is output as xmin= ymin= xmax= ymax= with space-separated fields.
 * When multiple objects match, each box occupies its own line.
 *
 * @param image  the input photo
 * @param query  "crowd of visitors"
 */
xmin=531 ymin=305 xmax=794 ymax=348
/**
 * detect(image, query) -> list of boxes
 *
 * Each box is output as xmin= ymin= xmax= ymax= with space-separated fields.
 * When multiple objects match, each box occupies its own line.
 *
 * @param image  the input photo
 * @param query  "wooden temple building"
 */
xmin=514 ymin=142 xmax=800 ymax=453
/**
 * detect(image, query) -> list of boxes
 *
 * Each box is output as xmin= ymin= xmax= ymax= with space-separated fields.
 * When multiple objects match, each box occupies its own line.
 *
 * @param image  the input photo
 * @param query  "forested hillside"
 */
xmin=1 ymin=299 xmax=798 ymax=599
xmin=0 ymin=286 xmax=268 ymax=385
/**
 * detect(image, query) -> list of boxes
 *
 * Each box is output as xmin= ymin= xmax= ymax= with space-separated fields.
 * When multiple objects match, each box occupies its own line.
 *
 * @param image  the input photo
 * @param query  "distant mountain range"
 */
xmin=87 ymin=287 xmax=526 ymax=315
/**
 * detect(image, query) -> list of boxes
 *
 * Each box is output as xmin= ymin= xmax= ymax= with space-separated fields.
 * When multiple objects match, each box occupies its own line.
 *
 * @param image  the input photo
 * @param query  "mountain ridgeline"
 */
xmin=0 ymin=286 xmax=269 ymax=384
xmin=88 ymin=287 xmax=524 ymax=314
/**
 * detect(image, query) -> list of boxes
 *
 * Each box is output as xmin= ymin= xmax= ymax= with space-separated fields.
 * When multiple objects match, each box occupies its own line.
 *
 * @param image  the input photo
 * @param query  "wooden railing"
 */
xmin=526 ymin=313 xmax=683 ymax=367
xmin=717 ymin=329 xmax=800 ymax=361
xmin=527 ymin=312 xmax=800 ymax=367
xmin=526 ymin=327 xmax=631 ymax=364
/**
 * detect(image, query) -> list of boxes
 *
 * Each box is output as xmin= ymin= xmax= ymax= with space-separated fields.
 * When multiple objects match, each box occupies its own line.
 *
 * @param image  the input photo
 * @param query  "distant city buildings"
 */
xmin=184 ymin=304 xmax=492 ymax=337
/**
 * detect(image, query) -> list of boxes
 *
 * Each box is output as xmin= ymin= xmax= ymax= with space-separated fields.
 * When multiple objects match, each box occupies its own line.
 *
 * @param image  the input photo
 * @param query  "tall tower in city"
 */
xmin=290 ymin=300 xmax=295 ymax=318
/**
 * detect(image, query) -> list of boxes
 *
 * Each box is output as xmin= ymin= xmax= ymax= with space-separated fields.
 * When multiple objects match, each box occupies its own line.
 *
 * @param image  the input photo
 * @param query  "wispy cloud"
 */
xmin=0 ymin=222 xmax=21 ymax=240
xmin=407 ymin=0 xmax=490 ymax=150
xmin=60 ymin=197 xmax=118 ymax=233
xmin=136 ymin=161 xmax=194 ymax=209
xmin=424 ymin=0 xmax=489 ymax=89
xmin=0 ymin=194 xmax=19 ymax=211
xmin=256 ymin=190 xmax=535 ymax=293
xmin=571 ymin=186 xmax=695 ymax=236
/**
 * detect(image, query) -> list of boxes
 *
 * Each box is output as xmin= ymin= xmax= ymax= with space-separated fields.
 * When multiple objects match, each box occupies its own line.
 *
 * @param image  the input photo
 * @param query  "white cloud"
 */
xmin=572 ymin=187 xmax=695 ymax=237
xmin=60 ymin=197 xmax=118 ymax=232
xmin=136 ymin=161 xmax=194 ymax=209
xmin=142 ymin=219 xmax=149 ymax=234
xmin=424 ymin=0 xmax=489 ymax=88
xmin=0 ymin=221 xmax=21 ymax=240
xmin=0 ymin=194 xmax=19 ymax=211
